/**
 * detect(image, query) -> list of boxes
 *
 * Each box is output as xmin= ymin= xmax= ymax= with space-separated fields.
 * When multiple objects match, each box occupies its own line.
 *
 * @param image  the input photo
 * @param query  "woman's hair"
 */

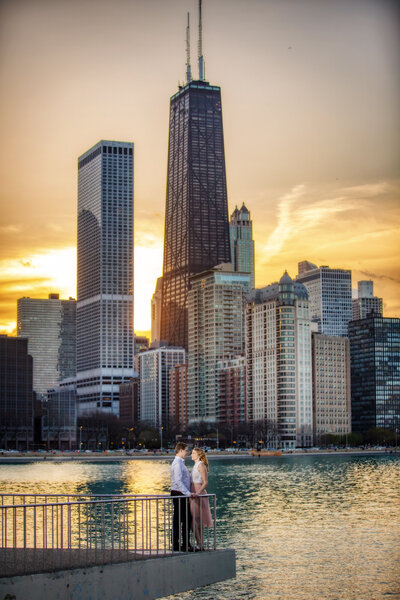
xmin=193 ymin=447 xmax=209 ymax=472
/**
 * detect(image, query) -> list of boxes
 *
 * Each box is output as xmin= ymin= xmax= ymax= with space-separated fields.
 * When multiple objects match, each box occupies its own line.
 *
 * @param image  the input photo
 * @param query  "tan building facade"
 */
xmin=246 ymin=273 xmax=313 ymax=449
xmin=312 ymin=333 xmax=351 ymax=443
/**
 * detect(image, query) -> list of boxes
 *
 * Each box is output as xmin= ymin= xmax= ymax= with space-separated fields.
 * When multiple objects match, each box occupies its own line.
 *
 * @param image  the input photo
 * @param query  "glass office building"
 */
xmin=296 ymin=261 xmax=352 ymax=336
xmin=45 ymin=382 xmax=77 ymax=449
xmin=349 ymin=315 xmax=400 ymax=434
xmin=161 ymin=80 xmax=231 ymax=350
xmin=0 ymin=335 xmax=33 ymax=449
xmin=138 ymin=347 xmax=185 ymax=429
xmin=77 ymin=140 xmax=135 ymax=415
xmin=352 ymin=280 xmax=383 ymax=321
xmin=17 ymin=294 xmax=76 ymax=400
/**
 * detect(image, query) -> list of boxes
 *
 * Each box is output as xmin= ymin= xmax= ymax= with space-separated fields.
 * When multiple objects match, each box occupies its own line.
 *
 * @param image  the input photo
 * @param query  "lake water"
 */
xmin=1 ymin=454 xmax=399 ymax=600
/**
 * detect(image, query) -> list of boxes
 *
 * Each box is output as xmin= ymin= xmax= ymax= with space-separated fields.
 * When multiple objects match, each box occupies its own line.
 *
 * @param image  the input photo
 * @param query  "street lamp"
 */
xmin=79 ymin=426 xmax=82 ymax=451
xmin=160 ymin=426 xmax=163 ymax=450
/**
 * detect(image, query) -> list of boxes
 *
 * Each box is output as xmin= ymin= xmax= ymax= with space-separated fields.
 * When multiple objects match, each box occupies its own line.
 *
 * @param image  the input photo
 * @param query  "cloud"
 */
xmin=0 ymin=222 xmax=76 ymax=261
xmin=254 ymin=180 xmax=400 ymax=318
xmin=262 ymin=184 xmax=355 ymax=261
xmin=359 ymin=270 xmax=400 ymax=285
xmin=262 ymin=185 xmax=306 ymax=257
xmin=0 ymin=277 xmax=50 ymax=295
xmin=340 ymin=182 xmax=390 ymax=198
xmin=0 ymin=224 xmax=22 ymax=234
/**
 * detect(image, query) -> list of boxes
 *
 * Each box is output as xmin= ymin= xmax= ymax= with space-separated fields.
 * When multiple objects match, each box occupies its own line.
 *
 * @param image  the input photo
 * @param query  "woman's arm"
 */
xmin=197 ymin=463 xmax=208 ymax=494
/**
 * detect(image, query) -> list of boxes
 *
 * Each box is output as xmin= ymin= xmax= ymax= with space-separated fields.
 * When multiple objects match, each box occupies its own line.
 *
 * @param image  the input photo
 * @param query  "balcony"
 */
xmin=0 ymin=493 xmax=235 ymax=600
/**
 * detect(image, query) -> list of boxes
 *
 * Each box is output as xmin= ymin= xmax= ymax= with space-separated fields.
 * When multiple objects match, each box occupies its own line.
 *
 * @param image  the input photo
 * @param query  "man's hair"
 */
xmin=175 ymin=442 xmax=188 ymax=454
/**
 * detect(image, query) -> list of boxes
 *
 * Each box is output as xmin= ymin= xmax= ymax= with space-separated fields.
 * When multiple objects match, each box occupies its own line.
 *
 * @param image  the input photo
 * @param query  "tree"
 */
xmin=252 ymin=419 xmax=280 ymax=448
xmin=138 ymin=426 xmax=160 ymax=449
xmin=364 ymin=428 xmax=394 ymax=446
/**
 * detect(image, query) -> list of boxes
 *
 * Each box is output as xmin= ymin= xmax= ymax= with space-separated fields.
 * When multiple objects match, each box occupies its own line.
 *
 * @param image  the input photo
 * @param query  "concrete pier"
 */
xmin=0 ymin=549 xmax=236 ymax=600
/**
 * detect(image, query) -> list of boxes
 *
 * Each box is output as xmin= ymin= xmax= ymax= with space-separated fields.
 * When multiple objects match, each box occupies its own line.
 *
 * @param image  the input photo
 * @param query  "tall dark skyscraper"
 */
xmin=161 ymin=2 xmax=231 ymax=349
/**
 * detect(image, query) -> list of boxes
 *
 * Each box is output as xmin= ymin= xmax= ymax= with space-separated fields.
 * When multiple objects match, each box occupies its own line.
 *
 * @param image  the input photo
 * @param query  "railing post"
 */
xmin=213 ymin=494 xmax=216 ymax=550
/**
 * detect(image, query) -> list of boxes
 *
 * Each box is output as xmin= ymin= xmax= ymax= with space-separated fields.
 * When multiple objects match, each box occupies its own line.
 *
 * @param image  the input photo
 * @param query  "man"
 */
xmin=170 ymin=442 xmax=193 ymax=551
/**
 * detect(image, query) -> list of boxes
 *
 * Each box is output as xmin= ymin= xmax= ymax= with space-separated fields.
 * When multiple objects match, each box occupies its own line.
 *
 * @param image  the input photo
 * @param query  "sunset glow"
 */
xmin=0 ymin=0 xmax=399 ymax=338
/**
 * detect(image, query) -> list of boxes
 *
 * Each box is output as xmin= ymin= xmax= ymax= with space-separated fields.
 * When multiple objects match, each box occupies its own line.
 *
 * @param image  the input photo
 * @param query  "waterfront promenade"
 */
xmin=0 ymin=448 xmax=393 ymax=462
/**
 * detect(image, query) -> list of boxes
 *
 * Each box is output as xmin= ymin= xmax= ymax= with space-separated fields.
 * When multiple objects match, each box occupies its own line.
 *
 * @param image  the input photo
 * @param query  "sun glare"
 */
xmin=0 ymin=243 xmax=162 ymax=336
xmin=134 ymin=243 xmax=163 ymax=332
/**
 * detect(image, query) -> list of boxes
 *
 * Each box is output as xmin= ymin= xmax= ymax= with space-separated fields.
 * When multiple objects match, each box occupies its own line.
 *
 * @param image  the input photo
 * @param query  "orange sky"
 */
xmin=0 ymin=0 xmax=399 ymax=337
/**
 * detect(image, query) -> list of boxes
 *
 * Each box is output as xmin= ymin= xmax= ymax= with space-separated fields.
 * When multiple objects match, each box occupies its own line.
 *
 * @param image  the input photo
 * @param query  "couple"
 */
xmin=170 ymin=442 xmax=213 ymax=552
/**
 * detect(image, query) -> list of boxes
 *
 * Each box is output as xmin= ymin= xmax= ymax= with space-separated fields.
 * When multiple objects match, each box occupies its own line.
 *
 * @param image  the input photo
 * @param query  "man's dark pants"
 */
xmin=171 ymin=490 xmax=192 ymax=551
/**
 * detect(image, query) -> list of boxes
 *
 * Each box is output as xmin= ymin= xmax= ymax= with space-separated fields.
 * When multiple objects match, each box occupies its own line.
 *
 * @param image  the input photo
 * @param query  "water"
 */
xmin=1 ymin=454 xmax=399 ymax=599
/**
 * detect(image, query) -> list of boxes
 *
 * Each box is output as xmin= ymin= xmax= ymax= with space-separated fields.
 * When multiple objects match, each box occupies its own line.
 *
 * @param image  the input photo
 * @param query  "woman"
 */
xmin=190 ymin=447 xmax=213 ymax=550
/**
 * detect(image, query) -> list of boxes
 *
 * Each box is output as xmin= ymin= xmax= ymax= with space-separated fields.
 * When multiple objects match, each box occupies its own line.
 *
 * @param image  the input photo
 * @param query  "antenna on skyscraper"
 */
xmin=186 ymin=12 xmax=192 ymax=83
xmin=198 ymin=0 xmax=204 ymax=81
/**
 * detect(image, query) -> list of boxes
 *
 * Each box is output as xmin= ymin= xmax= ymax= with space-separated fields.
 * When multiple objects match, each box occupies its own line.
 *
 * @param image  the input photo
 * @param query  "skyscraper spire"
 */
xmin=198 ymin=0 xmax=204 ymax=81
xmin=161 ymin=0 xmax=230 ymax=350
xmin=186 ymin=12 xmax=192 ymax=83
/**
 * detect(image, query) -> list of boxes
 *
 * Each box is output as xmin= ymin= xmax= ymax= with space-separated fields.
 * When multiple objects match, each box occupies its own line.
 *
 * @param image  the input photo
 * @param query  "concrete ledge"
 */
xmin=0 ymin=549 xmax=236 ymax=600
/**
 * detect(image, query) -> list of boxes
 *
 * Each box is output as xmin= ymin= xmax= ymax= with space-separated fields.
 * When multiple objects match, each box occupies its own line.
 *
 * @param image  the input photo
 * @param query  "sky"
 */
xmin=0 ymin=0 xmax=399 ymax=337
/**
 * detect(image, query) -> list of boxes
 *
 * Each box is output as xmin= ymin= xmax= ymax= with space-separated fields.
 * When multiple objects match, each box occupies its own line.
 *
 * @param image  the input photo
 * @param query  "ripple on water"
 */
xmin=1 ymin=454 xmax=399 ymax=599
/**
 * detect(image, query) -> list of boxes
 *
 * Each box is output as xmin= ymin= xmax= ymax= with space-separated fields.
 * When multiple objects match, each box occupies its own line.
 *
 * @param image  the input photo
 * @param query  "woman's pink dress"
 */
xmin=190 ymin=462 xmax=213 ymax=527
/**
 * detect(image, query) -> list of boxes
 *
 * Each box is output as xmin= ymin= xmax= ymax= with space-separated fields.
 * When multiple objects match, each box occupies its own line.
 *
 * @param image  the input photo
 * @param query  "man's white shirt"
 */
xmin=170 ymin=456 xmax=191 ymax=496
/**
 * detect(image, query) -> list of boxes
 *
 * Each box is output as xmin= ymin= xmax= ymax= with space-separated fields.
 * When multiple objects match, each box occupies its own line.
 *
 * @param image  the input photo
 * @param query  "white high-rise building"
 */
xmin=352 ymin=280 xmax=383 ymax=320
xmin=296 ymin=261 xmax=352 ymax=336
xmin=246 ymin=272 xmax=313 ymax=449
xmin=188 ymin=263 xmax=250 ymax=423
xmin=138 ymin=347 xmax=185 ymax=429
xmin=230 ymin=204 xmax=255 ymax=289
xmin=17 ymin=294 xmax=76 ymax=400
xmin=77 ymin=140 xmax=135 ymax=415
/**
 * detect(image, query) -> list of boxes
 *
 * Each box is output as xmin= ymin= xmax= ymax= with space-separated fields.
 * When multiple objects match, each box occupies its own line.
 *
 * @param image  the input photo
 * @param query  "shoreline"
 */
xmin=0 ymin=449 xmax=398 ymax=463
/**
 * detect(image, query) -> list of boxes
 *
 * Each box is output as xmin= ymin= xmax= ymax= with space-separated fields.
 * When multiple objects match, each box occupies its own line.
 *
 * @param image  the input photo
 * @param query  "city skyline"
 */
xmin=0 ymin=0 xmax=399 ymax=337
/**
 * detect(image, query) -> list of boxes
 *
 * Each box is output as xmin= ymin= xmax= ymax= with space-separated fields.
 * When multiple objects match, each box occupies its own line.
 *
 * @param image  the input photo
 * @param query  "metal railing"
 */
xmin=0 ymin=493 xmax=217 ymax=578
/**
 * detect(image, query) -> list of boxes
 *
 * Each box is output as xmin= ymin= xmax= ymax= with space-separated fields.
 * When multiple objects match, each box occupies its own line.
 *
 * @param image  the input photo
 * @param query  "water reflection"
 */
xmin=0 ymin=459 xmax=172 ymax=497
xmin=198 ymin=455 xmax=400 ymax=600
xmin=1 ymin=455 xmax=399 ymax=599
